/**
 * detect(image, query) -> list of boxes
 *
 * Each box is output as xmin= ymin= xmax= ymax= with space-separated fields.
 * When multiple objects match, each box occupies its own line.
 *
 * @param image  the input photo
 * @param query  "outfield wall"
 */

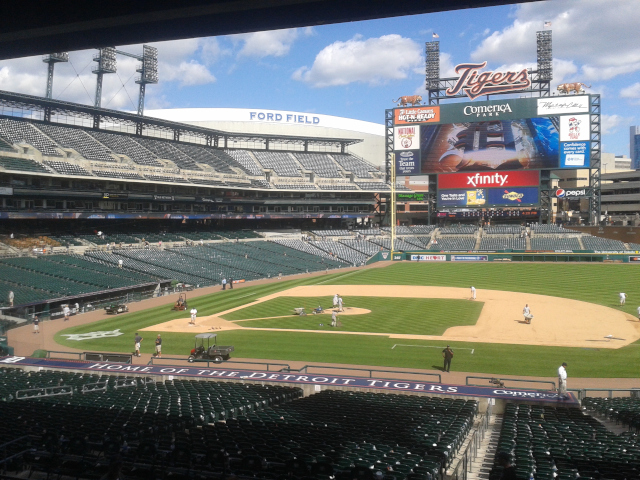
xmin=369 ymin=251 xmax=640 ymax=263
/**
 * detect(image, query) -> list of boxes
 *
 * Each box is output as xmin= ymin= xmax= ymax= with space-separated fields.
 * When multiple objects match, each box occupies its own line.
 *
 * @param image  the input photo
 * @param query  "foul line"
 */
xmin=314 ymin=269 xmax=363 ymax=285
xmin=392 ymin=344 xmax=475 ymax=354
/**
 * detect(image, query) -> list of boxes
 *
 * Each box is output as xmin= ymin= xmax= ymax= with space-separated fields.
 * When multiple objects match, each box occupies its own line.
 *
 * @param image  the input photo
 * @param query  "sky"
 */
xmin=0 ymin=0 xmax=638 ymax=156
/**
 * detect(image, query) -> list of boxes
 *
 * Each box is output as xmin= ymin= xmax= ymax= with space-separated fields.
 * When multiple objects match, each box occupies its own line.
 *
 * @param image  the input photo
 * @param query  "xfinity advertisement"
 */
xmin=438 ymin=187 xmax=539 ymax=208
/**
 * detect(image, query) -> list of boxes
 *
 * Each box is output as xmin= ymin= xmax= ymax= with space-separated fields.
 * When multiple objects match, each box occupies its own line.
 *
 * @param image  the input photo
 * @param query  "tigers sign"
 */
xmin=446 ymin=62 xmax=531 ymax=100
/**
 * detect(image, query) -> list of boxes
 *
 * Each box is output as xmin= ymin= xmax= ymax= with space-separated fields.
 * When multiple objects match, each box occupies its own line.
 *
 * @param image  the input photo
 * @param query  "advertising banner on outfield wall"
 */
xmin=411 ymin=255 xmax=446 ymax=261
xmin=438 ymin=171 xmax=540 ymax=189
xmin=451 ymin=255 xmax=488 ymax=262
xmin=438 ymin=187 xmax=539 ymax=208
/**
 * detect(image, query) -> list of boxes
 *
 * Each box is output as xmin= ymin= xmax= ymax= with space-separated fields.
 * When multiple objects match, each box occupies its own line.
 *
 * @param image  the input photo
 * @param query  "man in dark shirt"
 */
xmin=442 ymin=345 xmax=454 ymax=372
xmin=154 ymin=335 xmax=162 ymax=358
xmin=497 ymin=452 xmax=516 ymax=480
xmin=134 ymin=333 xmax=143 ymax=357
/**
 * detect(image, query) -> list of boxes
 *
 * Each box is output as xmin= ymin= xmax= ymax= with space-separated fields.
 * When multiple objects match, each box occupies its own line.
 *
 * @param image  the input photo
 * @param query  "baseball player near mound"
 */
xmin=523 ymin=304 xmax=533 ymax=324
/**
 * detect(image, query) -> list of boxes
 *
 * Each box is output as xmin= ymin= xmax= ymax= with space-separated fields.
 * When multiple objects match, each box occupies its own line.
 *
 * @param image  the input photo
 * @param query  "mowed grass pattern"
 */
xmin=223 ymin=296 xmax=483 ymax=335
xmin=55 ymin=263 xmax=640 ymax=377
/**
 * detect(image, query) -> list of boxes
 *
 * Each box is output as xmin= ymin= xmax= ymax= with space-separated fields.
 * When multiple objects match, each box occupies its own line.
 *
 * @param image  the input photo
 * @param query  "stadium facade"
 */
xmin=146 ymin=108 xmax=385 ymax=167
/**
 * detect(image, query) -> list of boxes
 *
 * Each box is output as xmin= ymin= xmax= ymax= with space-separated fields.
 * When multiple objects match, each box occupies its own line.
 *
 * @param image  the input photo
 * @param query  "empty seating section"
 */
xmin=0 ymin=255 xmax=154 ymax=293
xmin=85 ymin=250 xmax=211 ymax=285
xmin=88 ymin=130 xmax=163 ymax=167
xmin=145 ymin=173 xmax=190 ymax=183
xmin=332 ymin=153 xmax=377 ymax=178
xmin=439 ymin=226 xmax=478 ymax=235
xmin=188 ymin=177 xmax=226 ymax=186
xmin=368 ymin=237 xmax=419 ymax=252
xmin=251 ymin=179 xmax=272 ymax=189
xmin=49 ymin=235 xmax=83 ymax=246
xmin=294 ymin=153 xmax=342 ymax=178
xmin=340 ymin=239 xmax=380 ymax=256
xmin=36 ymin=123 xmax=116 ymax=162
xmin=254 ymin=151 xmax=302 ymax=177
xmin=0 ymin=156 xmax=51 ymax=173
xmin=530 ymin=236 xmax=581 ymax=250
xmin=478 ymin=236 xmax=526 ymax=251
xmin=0 ymin=280 xmax=51 ymax=307
xmin=53 ymin=255 xmax=154 ymax=284
xmin=318 ymin=183 xmax=358 ymax=190
xmin=0 ymin=369 xmax=481 ymax=480
xmin=581 ymin=235 xmax=626 ymax=251
xmin=252 ymin=241 xmax=345 ymax=270
xmin=0 ymin=136 xmax=14 ymax=150
xmin=531 ymin=223 xmax=569 ymax=234
xmin=135 ymin=137 xmax=201 ymax=170
xmin=429 ymin=237 xmax=476 ymax=251
xmin=0 ymin=118 xmax=62 ymax=156
xmin=225 ymin=149 xmax=264 ymax=175
xmin=272 ymin=239 xmax=345 ymax=265
xmin=491 ymin=403 xmax=640 ymax=480
xmin=179 ymin=231 xmax=223 ymax=241
xmin=312 ymin=240 xmax=368 ymax=265
xmin=583 ymin=396 xmax=640 ymax=431
xmin=357 ymin=181 xmax=390 ymax=190
xmin=273 ymin=183 xmax=317 ymax=190
xmin=94 ymin=169 xmax=146 ymax=180
xmin=77 ymin=233 xmax=139 ymax=245
xmin=43 ymin=160 xmax=91 ymax=176
xmin=143 ymin=232 xmax=185 ymax=242
xmin=312 ymin=229 xmax=352 ymax=237
xmin=484 ymin=225 xmax=524 ymax=234
xmin=173 ymin=144 xmax=237 ymax=173
xmin=628 ymin=242 xmax=640 ymax=251
xmin=217 ymin=230 xmax=261 ymax=239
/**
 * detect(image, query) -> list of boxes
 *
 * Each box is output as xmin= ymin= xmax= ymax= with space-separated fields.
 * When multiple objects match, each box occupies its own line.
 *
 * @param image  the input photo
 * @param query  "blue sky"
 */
xmin=0 ymin=0 xmax=638 ymax=157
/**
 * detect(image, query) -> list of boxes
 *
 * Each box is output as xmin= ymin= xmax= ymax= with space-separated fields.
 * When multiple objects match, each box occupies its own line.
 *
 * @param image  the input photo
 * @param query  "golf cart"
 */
xmin=172 ymin=293 xmax=188 ymax=311
xmin=188 ymin=333 xmax=234 ymax=363
xmin=104 ymin=303 xmax=129 ymax=315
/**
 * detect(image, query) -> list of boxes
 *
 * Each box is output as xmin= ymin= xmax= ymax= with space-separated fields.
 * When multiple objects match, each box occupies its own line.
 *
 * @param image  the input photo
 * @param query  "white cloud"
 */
xmin=471 ymin=0 xmax=640 ymax=81
xmin=162 ymin=61 xmax=216 ymax=87
xmin=621 ymin=82 xmax=640 ymax=98
xmin=233 ymin=29 xmax=300 ymax=58
xmin=601 ymin=114 xmax=630 ymax=135
xmin=293 ymin=34 xmax=422 ymax=88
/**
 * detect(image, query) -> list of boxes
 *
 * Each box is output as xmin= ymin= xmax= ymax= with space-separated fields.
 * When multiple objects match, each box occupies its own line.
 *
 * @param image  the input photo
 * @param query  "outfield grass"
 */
xmin=55 ymin=263 xmax=640 ymax=377
xmin=223 ymin=296 xmax=483 ymax=335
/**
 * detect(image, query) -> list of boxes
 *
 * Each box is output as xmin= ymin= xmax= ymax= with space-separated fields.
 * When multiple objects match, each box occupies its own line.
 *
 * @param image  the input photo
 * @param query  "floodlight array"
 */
xmin=42 ymin=52 xmax=69 ymax=63
xmin=92 ymin=47 xmax=117 ymax=74
xmin=137 ymin=45 xmax=159 ymax=84
xmin=425 ymin=41 xmax=440 ymax=90
xmin=536 ymin=30 xmax=552 ymax=81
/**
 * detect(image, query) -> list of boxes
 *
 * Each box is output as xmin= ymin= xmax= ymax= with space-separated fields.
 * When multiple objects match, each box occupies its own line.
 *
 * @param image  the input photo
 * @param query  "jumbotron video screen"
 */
xmin=392 ymin=96 xmax=592 ymax=176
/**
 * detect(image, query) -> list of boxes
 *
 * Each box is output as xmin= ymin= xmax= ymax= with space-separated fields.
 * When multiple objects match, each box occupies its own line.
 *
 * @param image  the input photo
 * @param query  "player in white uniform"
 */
xmin=619 ymin=292 xmax=626 ymax=305
xmin=523 ymin=304 xmax=532 ymax=324
xmin=470 ymin=286 xmax=476 ymax=300
xmin=637 ymin=306 xmax=640 ymax=320
xmin=333 ymin=294 xmax=339 ymax=308
xmin=190 ymin=308 xmax=197 ymax=325
xmin=338 ymin=296 xmax=344 ymax=312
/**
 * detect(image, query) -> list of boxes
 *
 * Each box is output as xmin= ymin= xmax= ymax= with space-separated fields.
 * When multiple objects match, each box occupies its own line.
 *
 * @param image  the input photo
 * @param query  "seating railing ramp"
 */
xmin=447 ymin=412 xmax=503 ymax=480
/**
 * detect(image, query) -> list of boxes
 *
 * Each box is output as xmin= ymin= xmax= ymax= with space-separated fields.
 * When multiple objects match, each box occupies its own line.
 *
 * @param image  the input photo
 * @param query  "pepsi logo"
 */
xmin=556 ymin=189 xmax=565 ymax=198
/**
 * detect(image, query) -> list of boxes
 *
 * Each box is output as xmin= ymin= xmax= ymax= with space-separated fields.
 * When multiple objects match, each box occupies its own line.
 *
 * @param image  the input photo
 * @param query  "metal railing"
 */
xmin=0 ymin=436 xmax=33 ymax=472
xmin=450 ymin=402 xmax=493 ymax=480
xmin=15 ymin=385 xmax=73 ymax=400
xmin=578 ymin=388 xmax=640 ymax=400
xmin=45 ymin=350 xmax=83 ymax=360
xmin=466 ymin=375 xmax=556 ymax=391
xmin=288 ymin=365 xmax=442 ymax=383
xmin=147 ymin=356 xmax=290 ymax=371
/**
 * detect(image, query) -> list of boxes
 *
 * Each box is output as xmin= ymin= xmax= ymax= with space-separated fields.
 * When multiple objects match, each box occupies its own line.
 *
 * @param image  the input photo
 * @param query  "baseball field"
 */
xmin=53 ymin=262 xmax=640 ymax=378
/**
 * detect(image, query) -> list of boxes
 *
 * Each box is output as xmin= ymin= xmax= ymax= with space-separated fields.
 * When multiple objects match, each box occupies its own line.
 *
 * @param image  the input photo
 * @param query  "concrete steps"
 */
xmin=465 ymin=414 xmax=503 ymax=480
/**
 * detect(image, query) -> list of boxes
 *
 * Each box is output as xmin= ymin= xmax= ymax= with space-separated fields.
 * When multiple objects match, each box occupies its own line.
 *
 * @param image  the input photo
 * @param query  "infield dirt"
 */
xmin=142 ymin=285 xmax=640 ymax=349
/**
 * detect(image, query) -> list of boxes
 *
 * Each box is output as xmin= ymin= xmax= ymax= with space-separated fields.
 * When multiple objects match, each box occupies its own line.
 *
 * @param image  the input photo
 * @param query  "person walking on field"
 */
xmin=470 ymin=286 xmax=476 ymax=300
xmin=331 ymin=310 xmax=338 ymax=327
xmin=8 ymin=290 xmax=14 ymax=307
xmin=523 ymin=304 xmax=533 ymax=324
xmin=134 ymin=333 xmax=143 ymax=357
xmin=557 ymin=362 xmax=568 ymax=399
xmin=442 ymin=345 xmax=454 ymax=372
xmin=333 ymin=294 xmax=339 ymax=309
xmin=222 ymin=278 xmax=227 ymax=290
xmin=154 ymin=335 xmax=162 ymax=358
xmin=33 ymin=315 xmax=40 ymax=334
xmin=338 ymin=296 xmax=344 ymax=312
xmin=190 ymin=307 xmax=197 ymax=325
xmin=637 ymin=305 xmax=640 ymax=320
xmin=619 ymin=292 xmax=626 ymax=305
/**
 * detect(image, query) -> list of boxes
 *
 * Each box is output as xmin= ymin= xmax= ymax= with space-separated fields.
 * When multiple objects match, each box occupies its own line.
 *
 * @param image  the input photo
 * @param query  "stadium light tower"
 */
xmin=92 ymin=47 xmax=117 ymax=108
xmin=42 ymin=52 xmax=69 ymax=99
xmin=135 ymin=45 xmax=158 ymax=116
